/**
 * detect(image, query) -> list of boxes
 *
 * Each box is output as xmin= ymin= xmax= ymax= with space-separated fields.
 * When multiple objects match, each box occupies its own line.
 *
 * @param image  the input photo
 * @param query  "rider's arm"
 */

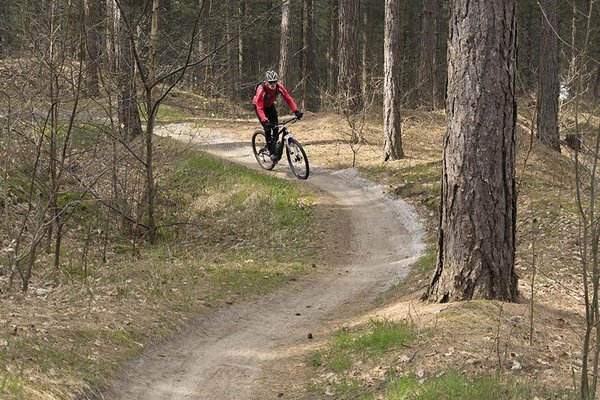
xmin=278 ymin=83 xmax=299 ymax=113
xmin=252 ymin=85 xmax=268 ymax=122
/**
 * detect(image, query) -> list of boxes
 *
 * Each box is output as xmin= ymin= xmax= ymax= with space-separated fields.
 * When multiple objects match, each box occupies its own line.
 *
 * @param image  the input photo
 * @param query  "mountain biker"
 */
xmin=252 ymin=70 xmax=303 ymax=161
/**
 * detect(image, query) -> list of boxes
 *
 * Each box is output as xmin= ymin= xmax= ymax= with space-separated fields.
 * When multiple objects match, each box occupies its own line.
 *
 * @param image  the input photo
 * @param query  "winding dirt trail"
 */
xmin=99 ymin=124 xmax=424 ymax=399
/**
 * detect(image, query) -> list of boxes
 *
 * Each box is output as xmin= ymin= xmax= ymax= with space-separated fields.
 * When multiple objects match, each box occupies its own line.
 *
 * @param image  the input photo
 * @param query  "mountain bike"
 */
xmin=251 ymin=117 xmax=310 ymax=180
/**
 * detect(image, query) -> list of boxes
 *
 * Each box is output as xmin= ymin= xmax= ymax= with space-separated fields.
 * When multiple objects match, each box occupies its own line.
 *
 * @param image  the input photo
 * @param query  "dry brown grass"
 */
xmin=217 ymin=107 xmax=588 ymax=396
xmin=1 ymin=89 xmax=594 ymax=398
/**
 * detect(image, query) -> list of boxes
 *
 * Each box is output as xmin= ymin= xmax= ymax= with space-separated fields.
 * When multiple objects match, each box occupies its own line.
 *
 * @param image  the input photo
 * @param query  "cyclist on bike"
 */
xmin=252 ymin=70 xmax=303 ymax=161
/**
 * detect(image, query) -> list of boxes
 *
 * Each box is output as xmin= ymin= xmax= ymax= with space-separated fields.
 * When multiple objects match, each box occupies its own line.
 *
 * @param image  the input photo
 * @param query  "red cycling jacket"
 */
xmin=252 ymin=82 xmax=298 ymax=123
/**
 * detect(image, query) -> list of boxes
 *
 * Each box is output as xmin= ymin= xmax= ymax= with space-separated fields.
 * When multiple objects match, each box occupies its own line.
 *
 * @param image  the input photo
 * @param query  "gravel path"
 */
xmin=98 ymin=123 xmax=424 ymax=399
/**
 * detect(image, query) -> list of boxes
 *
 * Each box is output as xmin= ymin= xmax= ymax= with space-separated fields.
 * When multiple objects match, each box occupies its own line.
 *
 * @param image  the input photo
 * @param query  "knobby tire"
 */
xmin=286 ymin=138 xmax=309 ymax=180
xmin=252 ymin=130 xmax=275 ymax=171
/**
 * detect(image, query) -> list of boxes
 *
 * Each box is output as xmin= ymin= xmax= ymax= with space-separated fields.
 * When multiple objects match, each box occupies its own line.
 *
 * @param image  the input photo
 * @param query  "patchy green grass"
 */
xmin=298 ymin=110 xmax=586 ymax=400
xmin=153 ymin=90 xmax=246 ymax=122
xmin=72 ymin=123 xmax=108 ymax=148
xmin=308 ymin=302 xmax=576 ymax=399
xmin=103 ymin=147 xmax=316 ymax=307
xmin=3 ymin=169 xmax=37 ymax=203
xmin=330 ymin=379 xmax=374 ymax=399
xmin=0 ymin=333 xmax=119 ymax=399
xmin=308 ymin=319 xmax=415 ymax=399
xmin=362 ymin=161 xmax=441 ymax=211
xmin=385 ymin=371 xmax=574 ymax=400
xmin=376 ymin=246 xmax=436 ymax=305
xmin=0 ymin=140 xmax=317 ymax=399
xmin=333 ymin=319 xmax=414 ymax=357
xmin=0 ymin=374 xmax=27 ymax=399
xmin=311 ymin=319 xmax=415 ymax=375
xmin=155 ymin=104 xmax=195 ymax=122
xmin=163 ymin=152 xmax=313 ymax=259
xmin=409 ymin=246 xmax=436 ymax=276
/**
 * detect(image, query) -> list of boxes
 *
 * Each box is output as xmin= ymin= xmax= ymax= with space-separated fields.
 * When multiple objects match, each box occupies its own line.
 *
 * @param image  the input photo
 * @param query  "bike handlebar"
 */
xmin=275 ymin=117 xmax=299 ymax=129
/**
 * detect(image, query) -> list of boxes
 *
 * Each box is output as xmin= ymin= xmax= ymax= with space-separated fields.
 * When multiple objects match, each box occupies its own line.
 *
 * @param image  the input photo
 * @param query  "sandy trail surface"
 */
xmin=99 ymin=123 xmax=424 ymax=399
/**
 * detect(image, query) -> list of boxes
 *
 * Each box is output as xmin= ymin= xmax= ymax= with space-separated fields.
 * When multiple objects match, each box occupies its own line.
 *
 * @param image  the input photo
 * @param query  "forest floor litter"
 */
xmin=1 ymin=106 xmax=588 ymax=399
xmin=105 ymin=110 xmax=583 ymax=399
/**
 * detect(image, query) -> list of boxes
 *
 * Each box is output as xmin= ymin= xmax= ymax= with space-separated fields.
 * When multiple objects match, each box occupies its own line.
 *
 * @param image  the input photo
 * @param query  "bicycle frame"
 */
xmin=272 ymin=118 xmax=299 ymax=158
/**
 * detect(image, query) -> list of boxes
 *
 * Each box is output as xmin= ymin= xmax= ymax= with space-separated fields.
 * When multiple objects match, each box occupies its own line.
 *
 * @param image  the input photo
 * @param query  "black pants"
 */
xmin=255 ymin=105 xmax=279 ymax=153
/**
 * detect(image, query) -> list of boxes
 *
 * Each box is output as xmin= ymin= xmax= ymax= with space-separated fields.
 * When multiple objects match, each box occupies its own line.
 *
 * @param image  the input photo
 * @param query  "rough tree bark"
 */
xmin=418 ymin=0 xmax=443 ymax=110
xmin=196 ymin=0 xmax=211 ymax=95
xmin=106 ymin=0 xmax=117 ymax=71
xmin=427 ymin=0 xmax=519 ymax=302
xmin=144 ymin=0 xmax=159 ymax=244
xmin=84 ymin=0 xmax=102 ymax=96
xmin=361 ymin=0 xmax=372 ymax=102
xmin=302 ymin=0 xmax=317 ymax=111
xmin=338 ymin=0 xmax=361 ymax=111
xmin=383 ymin=0 xmax=403 ymax=161
xmin=326 ymin=0 xmax=339 ymax=98
xmin=237 ymin=0 xmax=244 ymax=87
xmin=225 ymin=0 xmax=236 ymax=98
xmin=536 ymin=0 xmax=560 ymax=151
xmin=241 ymin=0 xmax=257 ymax=97
xmin=278 ymin=0 xmax=291 ymax=83
xmin=116 ymin=0 xmax=142 ymax=140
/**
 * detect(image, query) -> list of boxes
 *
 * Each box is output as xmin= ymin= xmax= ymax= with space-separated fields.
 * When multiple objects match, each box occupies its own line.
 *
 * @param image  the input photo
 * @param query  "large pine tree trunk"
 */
xmin=237 ymin=0 xmax=244 ymax=89
xmin=427 ymin=0 xmax=518 ymax=302
xmin=115 ymin=0 xmax=142 ymax=141
xmin=196 ymin=0 xmax=211 ymax=95
xmin=361 ymin=0 xmax=372 ymax=102
xmin=326 ymin=0 xmax=339 ymax=98
xmin=302 ymin=0 xmax=317 ymax=111
xmin=242 ymin=0 xmax=257 ymax=97
xmin=278 ymin=0 xmax=292 ymax=83
xmin=399 ymin=1 xmax=421 ymax=107
xmin=418 ymin=0 xmax=443 ymax=110
xmin=84 ymin=0 xmax=101 ymax=96
xmin=337 ymin=0 xmax=361 ymax=111
xmin=225 ymin=0 xmax=236 ymax=99
xmin=144 ymin=0 xmax=159 ymax=244
xmin=516 ymin=1 xmax=540 ymax=95
xmin=106 ymin=0 xmax=117 ymax=72
xmin=536 ymin=0 xmax=560 ymax=151
xmin=383 ymin=0 xmax=403 ymax=161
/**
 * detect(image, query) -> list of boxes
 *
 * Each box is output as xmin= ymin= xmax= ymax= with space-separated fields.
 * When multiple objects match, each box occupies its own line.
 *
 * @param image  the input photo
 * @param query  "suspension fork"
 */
xmin=282 ymin=129 xmax=293 ymax=153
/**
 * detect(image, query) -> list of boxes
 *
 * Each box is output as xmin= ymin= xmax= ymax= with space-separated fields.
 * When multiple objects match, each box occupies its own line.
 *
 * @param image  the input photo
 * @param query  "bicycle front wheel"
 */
xmin=286 ymin=138 xmax=309 ymax=179
xmin=252 ymin=130 xmax=275 ymax=170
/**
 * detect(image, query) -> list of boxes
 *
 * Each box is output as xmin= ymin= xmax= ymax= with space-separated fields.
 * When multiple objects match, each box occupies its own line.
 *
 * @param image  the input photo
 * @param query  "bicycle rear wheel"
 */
xmin=286 ymin=138 xmax=309 ymax=179
xmin=252 ymin=130 xmax=275 ymax=170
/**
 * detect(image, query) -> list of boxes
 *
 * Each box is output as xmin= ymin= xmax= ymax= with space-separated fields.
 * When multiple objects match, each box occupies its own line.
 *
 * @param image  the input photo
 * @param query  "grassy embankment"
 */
xmin=301 ymin=107 xmax=584 ymax=399
xmin=0 ymin=131 xmax=317 ymax=399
